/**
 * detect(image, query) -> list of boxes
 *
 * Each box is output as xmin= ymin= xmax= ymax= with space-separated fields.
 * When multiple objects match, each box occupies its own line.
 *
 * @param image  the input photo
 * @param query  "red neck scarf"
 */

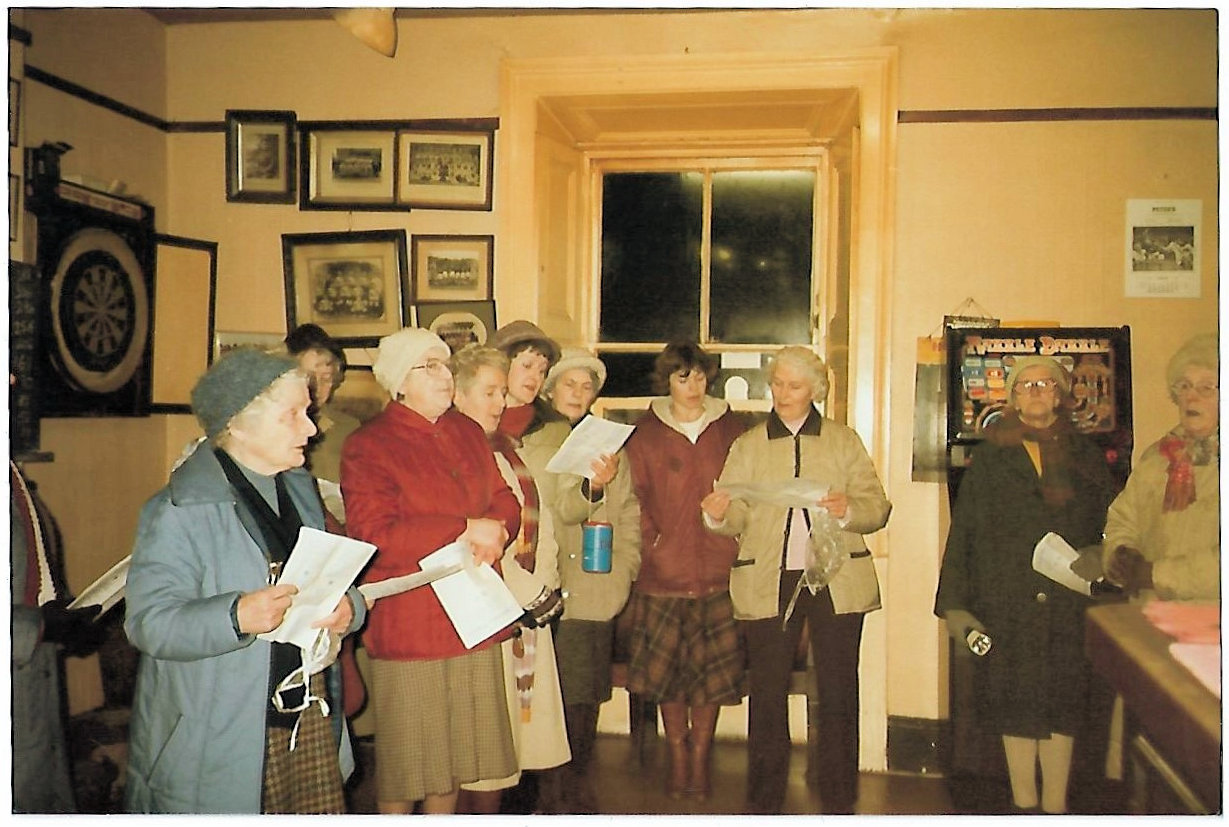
xmin=490 ymin=430 xmax=540 ymax=573
xmin=1158 ymin=427 xmax=1218 ymax=512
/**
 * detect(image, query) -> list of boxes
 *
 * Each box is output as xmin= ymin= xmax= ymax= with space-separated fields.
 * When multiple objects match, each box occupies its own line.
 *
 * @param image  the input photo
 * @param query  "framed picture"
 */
xmin=225 ymin=110 xmax=297 ymax=203
xmin=213 ymin=331 xmax=286 ymax=363
xmin=397 ymin=128 xmax=494 ymax=210
xmin=301 ymin=126 xmax=402 ymax=211
xmin=282 ymin=229 xmax=409 ymax=345
xmin=415 ymin=300 xmax=497 ymax=353
xmin=9 ymin=174 xmax=18 ymax=241
xmin=151 ymin=235 xmax=217 ymax=414
xmin=412 ymin=234 xmax=493 ymax=303
xmin=9 ymin=79 xmax=19 ymax=147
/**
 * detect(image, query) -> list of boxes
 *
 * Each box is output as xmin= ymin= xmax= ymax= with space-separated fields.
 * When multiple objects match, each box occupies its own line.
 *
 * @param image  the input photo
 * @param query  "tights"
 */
xmin=1002 ymin=733 xmax=1074 ymax=813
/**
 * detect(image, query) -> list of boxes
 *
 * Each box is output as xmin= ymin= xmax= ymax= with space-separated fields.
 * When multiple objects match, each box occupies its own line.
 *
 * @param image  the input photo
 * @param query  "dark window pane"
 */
xmin=600 ymin=172 xmax=702 ymax=343
xmin=595 ymin=351 xmax=657 ymax=398
xmin=710 ymin=170 xmax=814 ymax=345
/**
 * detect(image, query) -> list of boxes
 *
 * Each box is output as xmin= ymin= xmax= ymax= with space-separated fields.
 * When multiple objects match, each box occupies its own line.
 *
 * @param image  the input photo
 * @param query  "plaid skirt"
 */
xmin=370 ymin=647 xmax=516 ymax=802
xmin=262 ymin=672 xmax=346 ymax=814
xmin=625 ymin=589 xmax=746 ymax=706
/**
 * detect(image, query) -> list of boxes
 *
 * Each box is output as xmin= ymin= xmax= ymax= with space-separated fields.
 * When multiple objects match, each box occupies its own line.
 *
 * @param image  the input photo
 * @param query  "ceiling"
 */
xmin=142 ymin=7 xmax=663 ymax=26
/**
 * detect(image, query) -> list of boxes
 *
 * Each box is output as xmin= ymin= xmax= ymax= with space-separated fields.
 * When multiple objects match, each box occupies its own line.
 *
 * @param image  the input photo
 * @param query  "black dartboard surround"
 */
xmin=29 ymin=178 xmax=155 ymax=417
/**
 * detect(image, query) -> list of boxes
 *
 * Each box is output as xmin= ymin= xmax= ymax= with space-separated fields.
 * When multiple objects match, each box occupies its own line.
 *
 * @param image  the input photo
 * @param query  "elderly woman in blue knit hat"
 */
xmin=934 ymin=355 xmax=1116 ymax=814
xmin=1100 ymin=333 xmax=1220 ymax=599
xmin=125 ymin=348 xmax=368 ymax=814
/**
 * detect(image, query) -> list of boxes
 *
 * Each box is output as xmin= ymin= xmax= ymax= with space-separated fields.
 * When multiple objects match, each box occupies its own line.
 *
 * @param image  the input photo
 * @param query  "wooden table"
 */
xmin=1085 ymin=603 xmax=1222 ymax=814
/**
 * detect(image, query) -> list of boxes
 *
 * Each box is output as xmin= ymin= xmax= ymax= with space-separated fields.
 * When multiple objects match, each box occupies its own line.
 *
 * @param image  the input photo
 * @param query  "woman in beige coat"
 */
xmin=702 ymin=346 xmax=890 ymax=815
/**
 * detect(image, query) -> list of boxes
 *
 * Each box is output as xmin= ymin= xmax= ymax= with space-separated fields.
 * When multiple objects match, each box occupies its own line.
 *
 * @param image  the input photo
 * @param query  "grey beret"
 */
xmin=191 ymin=348 xmax=298 ymax=438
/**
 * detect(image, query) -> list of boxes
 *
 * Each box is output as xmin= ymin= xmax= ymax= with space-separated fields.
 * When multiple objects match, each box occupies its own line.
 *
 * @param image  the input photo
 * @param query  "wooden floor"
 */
xmin=345 ymin=733 xmax=956 ymax=815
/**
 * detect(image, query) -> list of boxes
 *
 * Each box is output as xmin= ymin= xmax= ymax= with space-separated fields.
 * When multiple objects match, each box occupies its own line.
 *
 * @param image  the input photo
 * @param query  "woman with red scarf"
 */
xmin=1102 ymin=333 xmax=1219 ymax=600
xmin=935 ymin=355 xmax=1116 ymax=814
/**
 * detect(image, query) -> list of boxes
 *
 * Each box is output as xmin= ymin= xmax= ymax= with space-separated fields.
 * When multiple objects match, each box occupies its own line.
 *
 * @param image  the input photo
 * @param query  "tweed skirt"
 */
xmin=262 ymin=672 xmax=345 ymax=814
xmin=370 ymin=647 xmax=516 ymax=802
xmin=625 ymin=589 xmax=746 ymax=706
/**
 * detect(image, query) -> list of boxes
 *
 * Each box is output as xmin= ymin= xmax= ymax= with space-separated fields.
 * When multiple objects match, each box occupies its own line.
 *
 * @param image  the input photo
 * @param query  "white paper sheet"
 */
xmin=358 ymin=563 xmax=465 ymax=603
xmin=1031 ymin=532 xmax=1092 ymax=596
xmin=545 ymin=415 xmax=636 ymax=477
xmin=258 ymin=527 xmax=376 ymax=650
xmin=67 ymin=555 xmax=131 ymax=616
xmin=422 ymin=541 xmax=524 ymax=649
xmin=716 ymin=479 xmax=829 ymax=509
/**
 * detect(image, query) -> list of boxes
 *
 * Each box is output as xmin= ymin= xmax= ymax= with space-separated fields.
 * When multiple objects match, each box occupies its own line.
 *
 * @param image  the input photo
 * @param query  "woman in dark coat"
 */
xmin=934 ymin=355 xmax=1115 ymax=814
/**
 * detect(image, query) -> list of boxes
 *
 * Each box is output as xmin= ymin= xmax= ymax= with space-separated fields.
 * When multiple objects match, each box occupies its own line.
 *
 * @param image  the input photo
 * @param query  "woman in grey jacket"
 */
xmin=125 ymin=349 xmax=366 ymax=813
xmin=703 ymin=346 xmax=890 ymax=815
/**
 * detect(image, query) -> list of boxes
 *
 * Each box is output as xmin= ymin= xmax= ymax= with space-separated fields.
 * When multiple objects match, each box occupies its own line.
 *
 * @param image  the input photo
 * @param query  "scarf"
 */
xmin=986 ymin=410 xmax=1077 ymax=509
xmin=10 ymin=462 xmax=58 ymax=607
xmin=490 ymin=430 xmax=539 ymax=573
xmin=1158 ymin=427 xmax=1219 ymax=512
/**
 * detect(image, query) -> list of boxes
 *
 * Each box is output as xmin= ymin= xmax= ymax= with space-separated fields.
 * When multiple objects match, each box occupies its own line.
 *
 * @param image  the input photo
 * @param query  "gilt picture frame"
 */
xmin=225 ymin=110 xmax=297 ymax=204
xmin=282 ymin=229 xmax=409 ymax=345
xmin=415 ymin=300 xmax=497 ymax=353
xmin=411 ymin=234 xmax=494 ymax=303
xmin=397 ymin=128 xmax=494 ymax=210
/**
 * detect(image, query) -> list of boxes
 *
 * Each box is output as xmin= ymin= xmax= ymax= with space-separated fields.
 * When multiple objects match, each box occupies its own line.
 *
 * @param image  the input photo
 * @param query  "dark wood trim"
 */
xmin=296 ymin=116 xmax=500 ymax=132
xmin=167 ymin=121 xmax=226 ymax=133
xmin=24 ymin=65 xmax=169 ymax=131
xmin=900 ymin=107 xmax=1217 ymax=124
xmin=886 ymin=715 xmax=948 ymax=775
xmin=9 ymin=23 xmax=32 ymax=45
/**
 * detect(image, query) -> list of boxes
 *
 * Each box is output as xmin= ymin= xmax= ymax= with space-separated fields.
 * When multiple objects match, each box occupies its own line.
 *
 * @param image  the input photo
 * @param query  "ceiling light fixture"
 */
xmin=331 ymin=8 xmax=398 ymax=58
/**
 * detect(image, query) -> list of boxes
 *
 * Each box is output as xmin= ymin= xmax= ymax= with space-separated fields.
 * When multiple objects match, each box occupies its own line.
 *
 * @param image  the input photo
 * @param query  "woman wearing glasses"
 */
xmin=1101 ymin=333 xmax=1219 ymax=600
xmin=934 ymin=355 xmax=1115 ymax=815
xmin=341 ymin=328 xmax=521 ymax=814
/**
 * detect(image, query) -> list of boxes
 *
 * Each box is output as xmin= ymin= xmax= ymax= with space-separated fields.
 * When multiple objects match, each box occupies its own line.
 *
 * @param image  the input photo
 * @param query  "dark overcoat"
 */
xmin=934 ymin=419 xmax=1115 ymax=737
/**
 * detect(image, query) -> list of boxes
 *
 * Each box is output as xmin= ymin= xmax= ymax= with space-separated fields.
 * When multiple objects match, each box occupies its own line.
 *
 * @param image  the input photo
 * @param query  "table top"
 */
xmin=1085 ymin=603 xmax=1221 ymax=808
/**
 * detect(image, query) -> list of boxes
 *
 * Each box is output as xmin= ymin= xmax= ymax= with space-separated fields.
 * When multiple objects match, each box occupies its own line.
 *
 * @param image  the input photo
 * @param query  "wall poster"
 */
xmin=1125 ymin=198 xmax=1201 ymax=298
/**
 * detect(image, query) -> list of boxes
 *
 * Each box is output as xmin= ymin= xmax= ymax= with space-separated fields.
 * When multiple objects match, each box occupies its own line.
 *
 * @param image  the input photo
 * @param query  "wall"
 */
xmin=15 ymin=8 xmax=1218 ymax=740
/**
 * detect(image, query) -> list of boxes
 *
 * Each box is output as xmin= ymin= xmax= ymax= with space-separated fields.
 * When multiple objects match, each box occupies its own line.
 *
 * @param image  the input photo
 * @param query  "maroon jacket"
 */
xmin=625 ymin=399 xmax=745 ymax=598
xmin=342 ymin=403 xmax=520 ymax=661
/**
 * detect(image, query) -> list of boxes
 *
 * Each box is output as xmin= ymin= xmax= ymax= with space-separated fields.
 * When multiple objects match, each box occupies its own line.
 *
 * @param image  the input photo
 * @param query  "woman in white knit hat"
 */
xmin=341 ymin=328 xmax=521 ymax=814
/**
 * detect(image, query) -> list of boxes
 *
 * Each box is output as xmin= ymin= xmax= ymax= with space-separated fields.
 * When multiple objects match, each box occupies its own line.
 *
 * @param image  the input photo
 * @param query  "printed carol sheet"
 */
xmin=422 ymin=541 xmax=524 ymax=648
xmin=545 ymin=414 xmax=635 ymax=477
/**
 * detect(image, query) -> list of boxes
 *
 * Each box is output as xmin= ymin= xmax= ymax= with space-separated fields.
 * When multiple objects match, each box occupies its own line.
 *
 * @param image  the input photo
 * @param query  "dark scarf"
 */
xmin=215 ymin=449 xmax=317 ymax=727
xmin=1158 ymin=426 xmax=1219 ymax=512
xmin=985 ymin=410 xmax=1077 ymax=509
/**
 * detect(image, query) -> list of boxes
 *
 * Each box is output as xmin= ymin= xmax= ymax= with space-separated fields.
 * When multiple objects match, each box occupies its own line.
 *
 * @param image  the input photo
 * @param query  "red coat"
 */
xmin=341 ymin=404 xmax=521 ymax=661
xmin=625 ymin=400 xmax=745 ymax=597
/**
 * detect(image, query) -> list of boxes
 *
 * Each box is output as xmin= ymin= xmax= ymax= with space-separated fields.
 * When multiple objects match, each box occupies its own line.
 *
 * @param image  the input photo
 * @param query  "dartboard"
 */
xmin=49 ymin=227 xmax=149 ymax=394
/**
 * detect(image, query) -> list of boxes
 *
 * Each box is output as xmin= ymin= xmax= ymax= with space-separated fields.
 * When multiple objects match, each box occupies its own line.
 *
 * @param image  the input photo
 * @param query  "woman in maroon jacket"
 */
xmin=624 ymin=342 xmax=747 ymax=801
xmin=341 ymin=328 xmax=521 ymax=815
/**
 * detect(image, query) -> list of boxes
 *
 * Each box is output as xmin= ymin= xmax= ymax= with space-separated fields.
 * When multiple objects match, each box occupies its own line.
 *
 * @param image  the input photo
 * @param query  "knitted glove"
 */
xmin=1069 ymin=543 xmax=1104 ymax=581
xmin=41 ymin=600 xmax=107 ymax=657
xmin=943 ymin=609 xmax=986 ymax=655
xmin=1105 ymin=546 xmax=1153 ymax=596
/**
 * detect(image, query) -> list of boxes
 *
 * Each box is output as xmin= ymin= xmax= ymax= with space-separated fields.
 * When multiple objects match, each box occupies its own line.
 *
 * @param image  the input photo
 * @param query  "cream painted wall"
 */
xmin=15 ymin=8 xmax=1218 ymax=734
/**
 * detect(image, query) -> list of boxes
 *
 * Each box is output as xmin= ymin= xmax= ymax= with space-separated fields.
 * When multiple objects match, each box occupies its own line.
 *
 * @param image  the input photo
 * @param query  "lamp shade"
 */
xmin=332 ymin=8 xmax=397 ymax=58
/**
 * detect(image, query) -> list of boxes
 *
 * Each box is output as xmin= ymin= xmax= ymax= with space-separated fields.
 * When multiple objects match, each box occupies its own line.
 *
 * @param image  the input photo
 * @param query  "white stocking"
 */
xmin=1038 ymin=733 xmax=1075 ymax=814
xmin=1002 ymin=735 xmax=1039 ymax=809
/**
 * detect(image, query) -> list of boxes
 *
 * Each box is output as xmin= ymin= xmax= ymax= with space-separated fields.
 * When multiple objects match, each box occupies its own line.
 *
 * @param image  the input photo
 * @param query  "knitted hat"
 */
xmin=544 ymin=347 xmax=607 ymax=396
xmin=1165 ymin=333 xmax=1219 ymax=389
xmin=372 ymin=327 xmax=449 ymax=398
xmin=1005 ymin=355 xmax=1071 ymax=397
xmin=191 ymin=348 xmax=298 ymax=438
xmin=489 ymin=320 xmax=561 ymax=366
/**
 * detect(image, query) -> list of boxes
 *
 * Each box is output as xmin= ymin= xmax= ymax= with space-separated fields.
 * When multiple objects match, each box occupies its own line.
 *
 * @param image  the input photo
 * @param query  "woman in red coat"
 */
xmin=624 ymin=342 xmax=747 ymax=800
xmin=341 ymin=328 xmax=521 ymax=814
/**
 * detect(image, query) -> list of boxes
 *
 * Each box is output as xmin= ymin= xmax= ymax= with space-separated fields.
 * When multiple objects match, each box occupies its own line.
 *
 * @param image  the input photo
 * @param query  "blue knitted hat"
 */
xmin=191 ymin=348 xmax=298 ymax=438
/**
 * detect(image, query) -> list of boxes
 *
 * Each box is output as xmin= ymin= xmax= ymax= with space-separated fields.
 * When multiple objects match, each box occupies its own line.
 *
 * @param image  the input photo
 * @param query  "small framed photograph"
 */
xmin=225 ymin=110 xmax=297 ymax=203
xmin=397 ymin=129 xmax=494 ymax=210
xmin=415 ymin=300 xmax=497 ymax=353
xmin=282 ymin=229 xmax=410 ymax=345
xmin=9 ymin=174 xmax=19 ymax=241
xmin=213 ymin=331 xmax=286 ymax=362
xmin=301 ymin=126 xmax=402 ymax=210
xmin=9 ymin=79 xmax=19 ymax=146
xmin=412 ymin=234 xmax=493 ymax=303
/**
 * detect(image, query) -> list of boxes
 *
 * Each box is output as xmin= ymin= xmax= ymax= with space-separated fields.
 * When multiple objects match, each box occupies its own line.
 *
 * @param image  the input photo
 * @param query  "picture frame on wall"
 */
xmin=225 ymin=110 xmax=297 ymax=203
xmin=412 ymin=234 xmax=493 ymax=303
xmin=301 ymin=125 xmax=402 ymax=211
xmin=9 ymin=79 xmax=19 ymax=147
xmin=9 ymin=174 xmax=19 ymax=241
xmin=282 ymin=229 xmax=409 ymax=345
xmin=397 ymin=128 xmax=494 ymax=210
xmin=415 ymin=300 xmax=497 ymax=353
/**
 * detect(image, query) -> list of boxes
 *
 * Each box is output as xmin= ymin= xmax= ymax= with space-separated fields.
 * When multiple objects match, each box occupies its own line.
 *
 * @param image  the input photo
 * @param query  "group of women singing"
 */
xmin=120 ymin=315 xmax=1216 ymax=816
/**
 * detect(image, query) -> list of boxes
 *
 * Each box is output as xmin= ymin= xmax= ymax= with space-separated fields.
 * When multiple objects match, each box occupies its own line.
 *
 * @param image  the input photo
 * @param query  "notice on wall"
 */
xmin=1125 ymin=199 xmax=1201 ymax=298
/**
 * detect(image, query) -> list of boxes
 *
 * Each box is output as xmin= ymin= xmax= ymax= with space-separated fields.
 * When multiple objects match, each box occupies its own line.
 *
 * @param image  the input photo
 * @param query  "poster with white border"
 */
xmin=1125 ymin=199 xmax=1201 ymax=298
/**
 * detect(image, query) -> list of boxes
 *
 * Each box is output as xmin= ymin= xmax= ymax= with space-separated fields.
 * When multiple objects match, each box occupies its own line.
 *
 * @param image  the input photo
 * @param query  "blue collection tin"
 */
xmin=581 ymin=520 xmax=613 ymax=573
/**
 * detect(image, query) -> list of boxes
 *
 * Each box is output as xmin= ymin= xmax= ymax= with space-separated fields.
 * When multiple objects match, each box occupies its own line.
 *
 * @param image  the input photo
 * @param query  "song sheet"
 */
xmin=716 ymin=479 xmax=829 ymax=509
xmin=421 ymin=541 xmax=524 ymax=648
xmin=545 ymin=415 xmax=635 ymax=477
xmin=1031 ymin=532 xmax=1092 ymax=596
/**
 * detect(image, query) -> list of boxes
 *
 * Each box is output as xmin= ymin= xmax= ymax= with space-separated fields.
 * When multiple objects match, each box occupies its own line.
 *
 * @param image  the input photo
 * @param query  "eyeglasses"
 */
xmin=410 ymin=359 xmax=451 ymax=375
xmin=1016 ymin=378 xmax=1058 ymax=394
xmin=1170 ymin=380 xmax=1218 ymax=399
